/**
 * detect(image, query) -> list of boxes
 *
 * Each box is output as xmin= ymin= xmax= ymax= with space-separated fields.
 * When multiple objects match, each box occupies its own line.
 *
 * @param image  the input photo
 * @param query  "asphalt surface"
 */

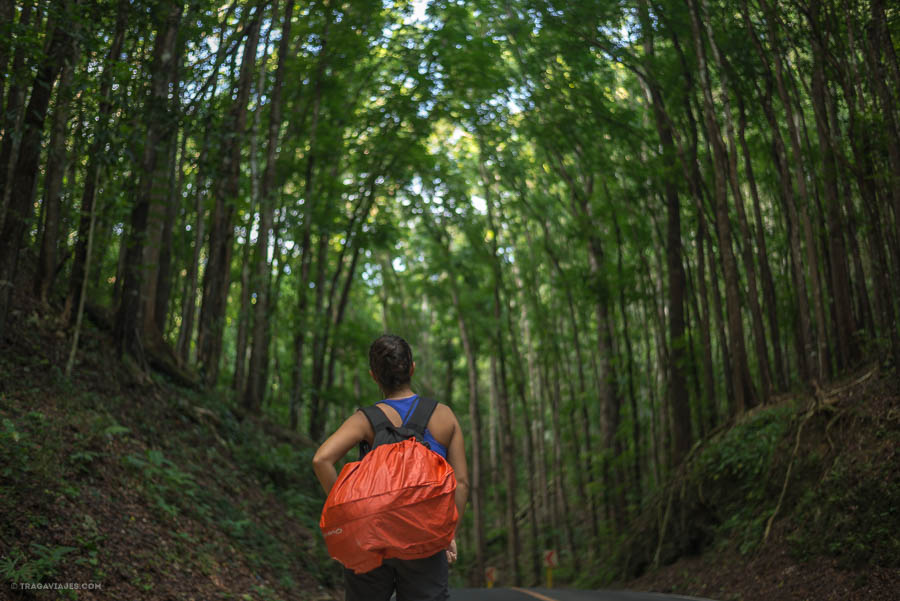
xmin=449 ymin=589 xmax=717 ymax=601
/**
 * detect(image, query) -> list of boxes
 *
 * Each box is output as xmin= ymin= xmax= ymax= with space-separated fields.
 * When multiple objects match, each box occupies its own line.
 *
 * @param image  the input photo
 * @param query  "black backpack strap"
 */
xmin=358 ymin=405 xmax=391 ymax=460
xmin=404 ymin=396 xmax=438 ymax=437
xmin=360 ymin=405 xmax=392 ymax=434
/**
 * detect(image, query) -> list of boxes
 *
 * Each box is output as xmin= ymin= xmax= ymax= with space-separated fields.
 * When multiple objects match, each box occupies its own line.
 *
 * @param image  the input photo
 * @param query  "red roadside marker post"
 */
xmin=485 ymin=566 xmax=496 ymax=589
xmin=542 ymin=549 xmax=558 ymax=587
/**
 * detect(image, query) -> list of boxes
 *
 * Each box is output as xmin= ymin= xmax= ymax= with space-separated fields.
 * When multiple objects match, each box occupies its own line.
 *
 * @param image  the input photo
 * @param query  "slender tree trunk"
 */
xmin=197 ymin=8 xmax=261 ymax=385
xmin=688 ymin=0 xmax=755 ymax=413
xmin=35 ymin=54 xmax=77 ymax=302
xmin=154 ymin=129 xmax=184 ymax=337
xmin=492 ymin=278 xmax=521 ymax=584
xmin=114 ymin=0 xmax=183 ymax=357
xmin=642 ymin=301 xmax=662 ymax=488
xmin=0 ymin=0 xmax=16 ymax=123
xmin=736 ymin=95 xmax=786 ymax=390
xmin=695 ymin=214 xmax=717 ymax=430
xmin=0 ymin=0 xmax=35 ymax=222
xmin=323 ymin=240 xmax=364 ymax=391
xmin=290 ymin=15 xmax=329 ymax=429
xmin=65 ymin=0 xmax=127 ymax=324
xmin=232 ymin=211 xmax=254 ymax=392
xmin=509 ymin=261 xmax=545 ymax=581
xmin=449 ymin=283 xmax=485 ymax=587
xmin=704 ymin=222 xmax=732 ymax=414
xmin=246 ymin=0 xmax=292 ymax=411
xmin=140 ymin=45 xmax=183 ymax=343
xmin=701 ymin=3 xmax=773 ymax=403
xmin=175 ymin=118 xmax=211 ymax=364
xmin=866 ymin=0 xmax=900 ymax=243
xmin=488 ymin=354 xmax=500 ymax=522
xmin=638 ymin=0 xmax=692 ymax=465
xmin=613 ymin=213 xmax=642 ymax=501
xmin=549 ymin=335 xmax=578 ymax=574
xmin=803 ymin=3 xmax=856 ymax=370
xmin=757 ymin=0 xmax=828 ymax=380
xmin=0 ymin=0 xmax=78 ymax=338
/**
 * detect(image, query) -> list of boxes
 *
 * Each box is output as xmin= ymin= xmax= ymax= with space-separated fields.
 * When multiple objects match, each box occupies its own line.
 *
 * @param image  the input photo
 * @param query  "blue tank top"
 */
xmin=377 ymin=394 xmax=448 ymax=459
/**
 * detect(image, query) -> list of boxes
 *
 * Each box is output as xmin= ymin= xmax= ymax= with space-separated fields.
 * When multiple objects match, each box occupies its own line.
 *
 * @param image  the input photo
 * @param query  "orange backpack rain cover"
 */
xmin=319 ymin=401 xmax=458 ymax=574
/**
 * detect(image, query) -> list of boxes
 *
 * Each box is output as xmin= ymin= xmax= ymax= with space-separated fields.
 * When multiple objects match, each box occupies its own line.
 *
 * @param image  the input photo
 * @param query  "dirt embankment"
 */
xmin=0 ymin=297 xmax=340 ymax=601
xmin=623 ymin=368 xmax=900 ymax=601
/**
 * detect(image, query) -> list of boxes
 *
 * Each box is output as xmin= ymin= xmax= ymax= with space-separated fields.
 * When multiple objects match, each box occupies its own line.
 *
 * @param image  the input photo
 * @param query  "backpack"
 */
xmin=319 ymin=397 xmax=458 ymax=574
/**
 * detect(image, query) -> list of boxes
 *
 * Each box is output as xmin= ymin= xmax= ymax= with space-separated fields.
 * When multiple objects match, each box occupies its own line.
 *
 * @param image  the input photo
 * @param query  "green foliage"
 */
xmin=0 ymin=412 xmax=56 ymax=482
xmin=790 ymin=453 xmax=900 ymax=568
xmin=0 ymin=543 xmax=77 ymax=583
xmin=5 ymin=0 xmax=900 ymax=590
xmin=122 ymin=449 xmax=199 ymax=518
xmin=693 ymin=405 xmax=794 ymax=554
xmin=697 ymin=405 xmax=793 ymax=494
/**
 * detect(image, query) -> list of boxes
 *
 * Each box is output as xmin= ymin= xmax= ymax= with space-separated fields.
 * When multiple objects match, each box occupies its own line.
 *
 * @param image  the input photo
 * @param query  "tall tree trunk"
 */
xmin=197 ymin=8 xmax=261 ymax=385
xmin=804 ymin=2 xmax=856 ymax=369
xmin=34 ymin=53 xmax=78 ymax=302
xmin=638 ymin=0 xmax=692 ymax=466
xmin=323 ymin=239 xmax=364 ymax=391
xmin=489 ymin=262 xmax=520 ymax=585
xmin=509 ymin=260 xmax=545 ymax=581
xmin=548 ymin=328 xmax=578 ymax=574
xmin=140 ymin=45 xmax=183 ymax=343
xmin=736 ymin=94 xmax=786 ymax=390
xmin=695 ymin=213 xmax=717 ymax=431
xmin=154 ymin=129 xmax=184 ymax=337
xmin=613 ymin=213 xmax=642 ymax=500
xmin=704 ymin=222 xmax=731 ymax=415
xmin=175 ymin=117 xmax=211 ymax=364
xmin=530 ymin=207 xmax=599 ymax=539
xmin=290 ymin=13 xmax=329 ymax=429
xmin=114 ymin=0 xmax=183 ymax=357
xmin=687 ymin=0 xmax=755 ymax=413
xmin=232 ymin=211 xmax=254 ymax=392
xmin=0 ymin=0 xmax=16 ymax=123
xmin=488 ymin=354 xmax=501 ymax=523
xmin=0 ymin=0 xmax=78 ymax=338
xmin=246 ymin=0 xmax=292 ymax=411
xmin=757 ymin=0 xmax=828 ymax=380
xmin=449 ymin=284 xmax=485 ymax=587
xmin=234 ymin=17 xmax=274 ymax=396
xmin=0 ymin=0 xmax=35 ymax=223
xmin=65 ymin=0 xmax=127 ymax=324
xmin=700 ymin=3 xmax=773 ymax=402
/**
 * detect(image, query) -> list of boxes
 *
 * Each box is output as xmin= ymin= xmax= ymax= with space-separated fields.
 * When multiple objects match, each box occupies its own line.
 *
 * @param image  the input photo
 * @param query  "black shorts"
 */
xmin=344 ymin=551 xmax=449 ymax=601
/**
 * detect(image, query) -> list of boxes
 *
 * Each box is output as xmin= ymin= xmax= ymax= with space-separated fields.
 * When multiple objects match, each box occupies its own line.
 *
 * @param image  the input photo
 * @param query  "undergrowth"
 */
xmin=0 ymin=320 xmax=338 ymax=600
xmin=608 ymin=377 xmax=900 ymax=589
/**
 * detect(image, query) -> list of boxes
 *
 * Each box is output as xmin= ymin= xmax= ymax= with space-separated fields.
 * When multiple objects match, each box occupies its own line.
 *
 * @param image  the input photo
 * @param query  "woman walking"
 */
xmin=313 ymin=334 xmax=469 ymax=601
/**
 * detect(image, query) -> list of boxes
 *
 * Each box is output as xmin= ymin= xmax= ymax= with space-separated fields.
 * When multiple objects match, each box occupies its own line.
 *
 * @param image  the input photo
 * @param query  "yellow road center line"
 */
xmin=509 ymin=587 xmax=559 ymax=601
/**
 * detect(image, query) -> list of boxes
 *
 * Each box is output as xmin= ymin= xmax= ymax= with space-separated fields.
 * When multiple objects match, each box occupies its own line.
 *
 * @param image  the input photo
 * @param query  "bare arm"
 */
xmin=444 ymin=408 xmax=469 ymax=528
xmin=312 ymin=411 xmax=370 ymax=495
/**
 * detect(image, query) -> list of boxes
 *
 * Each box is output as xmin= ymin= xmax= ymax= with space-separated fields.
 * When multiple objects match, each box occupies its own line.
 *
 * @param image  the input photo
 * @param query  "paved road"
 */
xmin=449 ymin=589 xmax=717 ymax=601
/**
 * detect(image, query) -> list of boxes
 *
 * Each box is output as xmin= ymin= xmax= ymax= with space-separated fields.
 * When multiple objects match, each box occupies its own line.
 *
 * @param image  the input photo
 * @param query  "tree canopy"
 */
xmin=1 ymin=0 xmax=899 ymax=587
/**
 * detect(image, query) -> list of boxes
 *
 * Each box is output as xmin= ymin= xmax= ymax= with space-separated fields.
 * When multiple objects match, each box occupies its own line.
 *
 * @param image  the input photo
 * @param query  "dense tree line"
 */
xmin=1 ymin=0 xmax=897 ymax=587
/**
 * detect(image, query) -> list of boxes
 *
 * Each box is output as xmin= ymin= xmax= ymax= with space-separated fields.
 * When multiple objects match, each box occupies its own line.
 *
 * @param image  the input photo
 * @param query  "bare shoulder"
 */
xmin=427 ymin=402 xmax=458 ymax=445
xmin=433 ymin=402 xmax=458 ymax=422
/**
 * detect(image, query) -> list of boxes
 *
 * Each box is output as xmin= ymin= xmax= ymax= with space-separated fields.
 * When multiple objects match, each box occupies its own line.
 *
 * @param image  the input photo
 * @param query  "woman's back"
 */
xmin=369 ymin=394 xmax=451 ymax=459
xmin=312 ymin=334 xmax=469 ymax=601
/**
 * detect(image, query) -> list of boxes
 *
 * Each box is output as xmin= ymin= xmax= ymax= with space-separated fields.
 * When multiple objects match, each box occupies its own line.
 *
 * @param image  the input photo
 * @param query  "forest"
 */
xmin=1 ymin=0 xmax=899 ymax=597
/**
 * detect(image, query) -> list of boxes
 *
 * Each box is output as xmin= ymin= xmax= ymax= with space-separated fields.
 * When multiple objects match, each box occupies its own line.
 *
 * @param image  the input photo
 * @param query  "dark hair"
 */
xmin=369 ymin=334 xmax=413 ymax=395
